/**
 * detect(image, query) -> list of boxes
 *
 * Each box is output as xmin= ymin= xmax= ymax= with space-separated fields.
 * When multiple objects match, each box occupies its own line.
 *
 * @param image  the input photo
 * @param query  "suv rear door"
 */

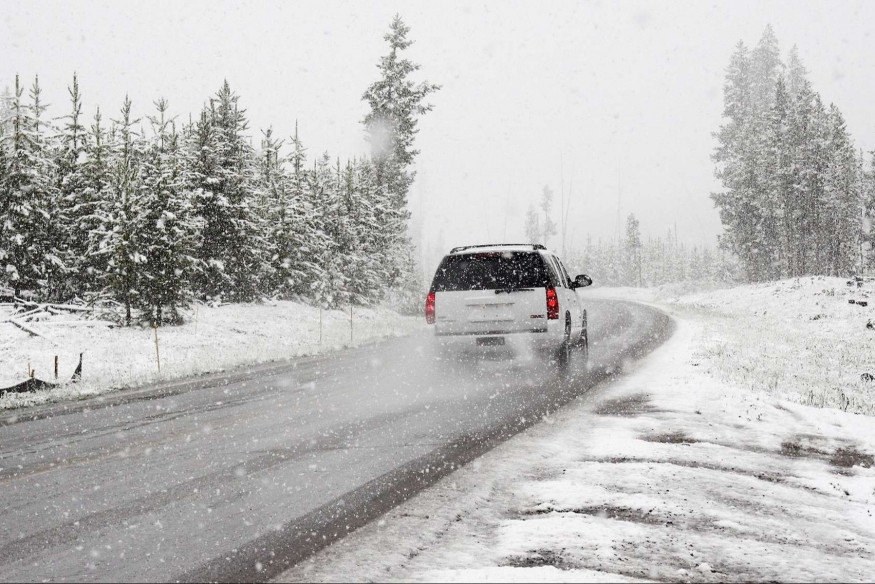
xmin=548 ymin=254 xmax=582 ymax=334
xmin=430 ymin=251 xmax=553 ymax=336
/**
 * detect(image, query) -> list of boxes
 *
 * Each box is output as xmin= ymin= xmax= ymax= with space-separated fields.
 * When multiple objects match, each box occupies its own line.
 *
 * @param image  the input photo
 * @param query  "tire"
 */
xmin=557 ymin=317 xmax=572 ymax=374
xmin=578 ymin=309 xmax=589 ymax=364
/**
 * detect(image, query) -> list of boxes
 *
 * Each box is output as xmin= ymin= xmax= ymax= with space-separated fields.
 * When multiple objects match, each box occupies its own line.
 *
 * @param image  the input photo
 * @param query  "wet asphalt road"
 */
xmin=0 ymin=299 xmax=672 ymax=582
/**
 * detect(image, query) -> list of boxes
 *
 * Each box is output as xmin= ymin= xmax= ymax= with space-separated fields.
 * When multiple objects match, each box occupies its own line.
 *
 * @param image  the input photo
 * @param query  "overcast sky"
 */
xmin=3 ymin=0 xmax=875 ymax=271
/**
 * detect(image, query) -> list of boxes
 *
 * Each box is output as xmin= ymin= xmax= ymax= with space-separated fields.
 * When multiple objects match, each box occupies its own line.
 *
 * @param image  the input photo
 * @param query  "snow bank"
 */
xmin=0 ymin=301 xmax=424 ymax=410
xmin=595 ymin=277 xmax=875 ymax=415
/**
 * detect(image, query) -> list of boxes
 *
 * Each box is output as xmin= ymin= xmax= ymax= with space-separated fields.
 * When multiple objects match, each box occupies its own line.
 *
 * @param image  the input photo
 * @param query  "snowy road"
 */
xmin=0 ymin=299 xmax=671 ymax=582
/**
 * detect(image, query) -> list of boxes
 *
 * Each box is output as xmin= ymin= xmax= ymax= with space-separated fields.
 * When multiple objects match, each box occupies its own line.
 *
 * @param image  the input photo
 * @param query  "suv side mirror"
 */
xmin=572 ymin=274 xmax=592 ymax=289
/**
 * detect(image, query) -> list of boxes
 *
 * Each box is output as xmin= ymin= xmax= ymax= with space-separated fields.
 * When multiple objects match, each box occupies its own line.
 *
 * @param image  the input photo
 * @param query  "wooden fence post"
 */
xmin=153 ymin=324 xmax=161 ymax=372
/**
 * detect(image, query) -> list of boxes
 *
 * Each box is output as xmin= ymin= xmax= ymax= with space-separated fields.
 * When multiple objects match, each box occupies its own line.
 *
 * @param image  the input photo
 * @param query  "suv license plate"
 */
xmin=477 ymin=337 xmax=505 ymax=347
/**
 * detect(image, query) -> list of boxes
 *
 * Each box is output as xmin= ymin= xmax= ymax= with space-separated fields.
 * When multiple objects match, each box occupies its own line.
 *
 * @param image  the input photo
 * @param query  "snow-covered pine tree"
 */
xmin=701 ymin=247 xmax=715 ymax=280
xmin=749 ymin=26 xmax=783 ymax=279
xmin=540 ymin=186 xmax=558 ymax=248
xmin=188 ymin=107 xmax=223 ymax=297
xmin=285 ymin=125 xmax=328 ymax=301
xmin=856 ymin=149 xmax=870 ymax=274
xmin=750 ymin=26 xmax=782 ymax=119
xmin=353 ymin=156 xmax=390 ymax=301
xmin=0 ymin=87 xmax=12 ymax=138
xmin=524 ymin=204 xmax=540 ymax=244
xmin=824 ymin=105 xmax=861 ymax=276
xmin=362 ymin=15 xmax=439 ymax=208
xmin=785 ymin=46 xmax=809 ymax=100
xmin=80 ymin=107 xmax=114 ymax=296
xmin=713 ymin=27 xmax=788 ymax=282
xmin=307 ymin=152 xmax=348 ymax=308
xmin=0 ymin=75 xmax=59 ymax=299
xmin=624 ymin=213 xmax=643 ymax=286
xmin=338 ymin=158 xmax=368 ymax=304
xmin=782 ymin=51 xmax=818 ymax=277
xmin=712 ymin=41 xmax=763 ymax=281
xmin=94 ymin=96 xmax=145 ymax=325
xmin=257 ymin=126 xmax=293 ymax=297
xmin=54 ymin=74 xmax=92 ymax=299
xmin=30 ymin=77 xmax=68 ymax=300
xmin=362 ymin=15 xmax=439 ymax=305
xmin=795 ymin=88 xmax=830 ymax=275
xmin=137 ymin=98 xmax=202 ymax=324
xmin=764 ymin=75 xmax=793 ymax=277
xmin=190 ymin=81 xmax=268 ymax=302
xmin=864 ymin=151 xmax=875 ymax=272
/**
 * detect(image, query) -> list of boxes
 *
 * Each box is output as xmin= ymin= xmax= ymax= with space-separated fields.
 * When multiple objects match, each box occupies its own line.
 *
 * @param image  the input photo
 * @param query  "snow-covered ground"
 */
xmin=279 ymin=279 xmax=875 ymax=582
xmin=591 ymin=277 xmax=875 ymax=415
xmin=0 ymin=301 xmax=424 ymax=410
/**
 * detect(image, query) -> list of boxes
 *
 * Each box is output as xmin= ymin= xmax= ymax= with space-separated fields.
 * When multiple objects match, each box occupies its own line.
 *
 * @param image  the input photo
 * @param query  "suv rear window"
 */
xmin=431 ymin=252 xmax=551 ymax=292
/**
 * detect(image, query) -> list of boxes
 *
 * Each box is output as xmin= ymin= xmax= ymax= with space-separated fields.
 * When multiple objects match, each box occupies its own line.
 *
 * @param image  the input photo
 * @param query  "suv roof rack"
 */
xmin=449 ymin=243 xmax=546 ymax=254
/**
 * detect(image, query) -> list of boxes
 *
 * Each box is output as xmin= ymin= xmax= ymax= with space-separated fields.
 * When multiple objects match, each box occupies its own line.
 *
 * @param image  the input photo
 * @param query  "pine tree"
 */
xmin=80 ymin=107 xmax=113 ymax=295
xmin=624 ymin=213 xmax=643 ymax=286
xmin=713 ymin=29 xmax=866 ymax=281
xmin=190 ymin=81 xmax=269 ymax=302
xmin=362 ymin=15 xmax=439 ymax=302
xmin=795 ymin=88 xmax=829 ymax=274
xmin=764 ymin=75 xmax=793 ymax=277
xmin=0 ymin=87 xmax=12 ymax=138
xmin=93 ymin=96 xmax=145 ymax=325
xmin=353 ymin=156 xmax=389 ymax=300
xmin=524 ymin=204 xmax=540 ymax=244
xmin=138 ymin=98 xmax=201 ymax=324
xmin=540 ymin=186 xmax=557 ymax=248
xmin=55 ymin=74 xmax=91 ymax=298
xmin=0 ymin=75 xmax=58 ymax=299
xmin=362 ymin=15 xmax=440 ymax=207
xmin=750 ymin=25 xmax=782 ymax=117
xmin=308 ymin=152 xmax=347 ymax=307
xmin=865 ymin=152 xmax=875 ymax=272
xmin=258 ymin=126 xmax=294 ymax=297
xmin=824 ymin=105 xmax=860 ymax=276
xmin=282 ymin=123 xmax=328 ymax=300
xmin=338 ymin=157 xmax=375 ymax=304
xmin=785 ymin=46 xmax=809 ymax=99
xmin=712 ymin=41 xmax=763 ymax=280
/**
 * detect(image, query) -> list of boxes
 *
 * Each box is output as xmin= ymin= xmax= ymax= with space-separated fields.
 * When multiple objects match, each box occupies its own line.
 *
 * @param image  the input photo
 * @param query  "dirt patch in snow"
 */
xmin=521 ymin=504 xmax=667 ymax=526
xmin=780 ymin=436 xmax=873 ymax=470
xmin=581 ymin=456 xmax=787 ymax=485
xmin=780 ymin=438 xmax=830 ymax=458
xmin=593 ymin=393 xmax=660 ymax=417
xmin=830 ymin=446 xmax=874 ymax=469
xmin=641 ymin=430 xmax=699 ymax=444
xmin=505 ymin=549 xmax=578 ymax=570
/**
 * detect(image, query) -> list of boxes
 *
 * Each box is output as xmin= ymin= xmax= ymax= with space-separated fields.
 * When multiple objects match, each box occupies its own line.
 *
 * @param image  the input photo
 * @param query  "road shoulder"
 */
xmin=278 ymin=313 xmax=875 ymax=583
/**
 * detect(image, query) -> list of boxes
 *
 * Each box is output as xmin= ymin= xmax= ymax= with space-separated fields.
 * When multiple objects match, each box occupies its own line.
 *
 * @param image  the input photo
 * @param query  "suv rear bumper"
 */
xmin=433 ymin=321 xmax=565 ymax=357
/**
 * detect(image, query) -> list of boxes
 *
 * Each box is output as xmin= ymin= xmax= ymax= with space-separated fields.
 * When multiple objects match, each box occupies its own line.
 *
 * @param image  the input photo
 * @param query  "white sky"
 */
xmin=3 ymin=0 xmax=875 ymax=272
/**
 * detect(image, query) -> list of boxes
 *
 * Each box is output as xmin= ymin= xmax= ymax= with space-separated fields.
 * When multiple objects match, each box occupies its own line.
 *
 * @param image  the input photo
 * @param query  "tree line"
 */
xmin=0 ymin=15 xmax=438 ymax=325
xmin=565 ymin=213 xmax=735 ymax=287
xmin=712 ymin=25 xmax=875 ymax=282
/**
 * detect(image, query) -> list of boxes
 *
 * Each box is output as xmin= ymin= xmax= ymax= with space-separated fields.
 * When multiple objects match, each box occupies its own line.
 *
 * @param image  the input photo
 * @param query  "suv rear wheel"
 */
xmin=557 ymin=316 xmax=572 ymax=373
xmin=576 ymin=309 xmax=589 ymax=364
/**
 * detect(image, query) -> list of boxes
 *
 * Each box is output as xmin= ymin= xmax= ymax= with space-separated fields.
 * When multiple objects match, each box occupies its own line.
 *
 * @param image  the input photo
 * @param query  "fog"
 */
xmin=3 ymin=0 xmax=875 ymax=273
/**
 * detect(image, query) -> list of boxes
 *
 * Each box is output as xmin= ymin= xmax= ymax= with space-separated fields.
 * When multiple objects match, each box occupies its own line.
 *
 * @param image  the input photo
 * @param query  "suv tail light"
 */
xmin=426 ymin=291 xmax=436 ymax=324
xmin=546 ymin=287 xmax=559 ymax=320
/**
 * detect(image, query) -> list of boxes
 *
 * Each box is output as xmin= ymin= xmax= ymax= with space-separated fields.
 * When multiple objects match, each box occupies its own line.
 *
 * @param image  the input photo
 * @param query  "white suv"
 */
xmin=425 ymin=244 xmax=592 ymax=368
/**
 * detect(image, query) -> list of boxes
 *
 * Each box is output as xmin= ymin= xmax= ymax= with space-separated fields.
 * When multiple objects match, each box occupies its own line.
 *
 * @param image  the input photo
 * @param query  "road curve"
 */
xmin=0 ymin=299 xmax=673 ymax=582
